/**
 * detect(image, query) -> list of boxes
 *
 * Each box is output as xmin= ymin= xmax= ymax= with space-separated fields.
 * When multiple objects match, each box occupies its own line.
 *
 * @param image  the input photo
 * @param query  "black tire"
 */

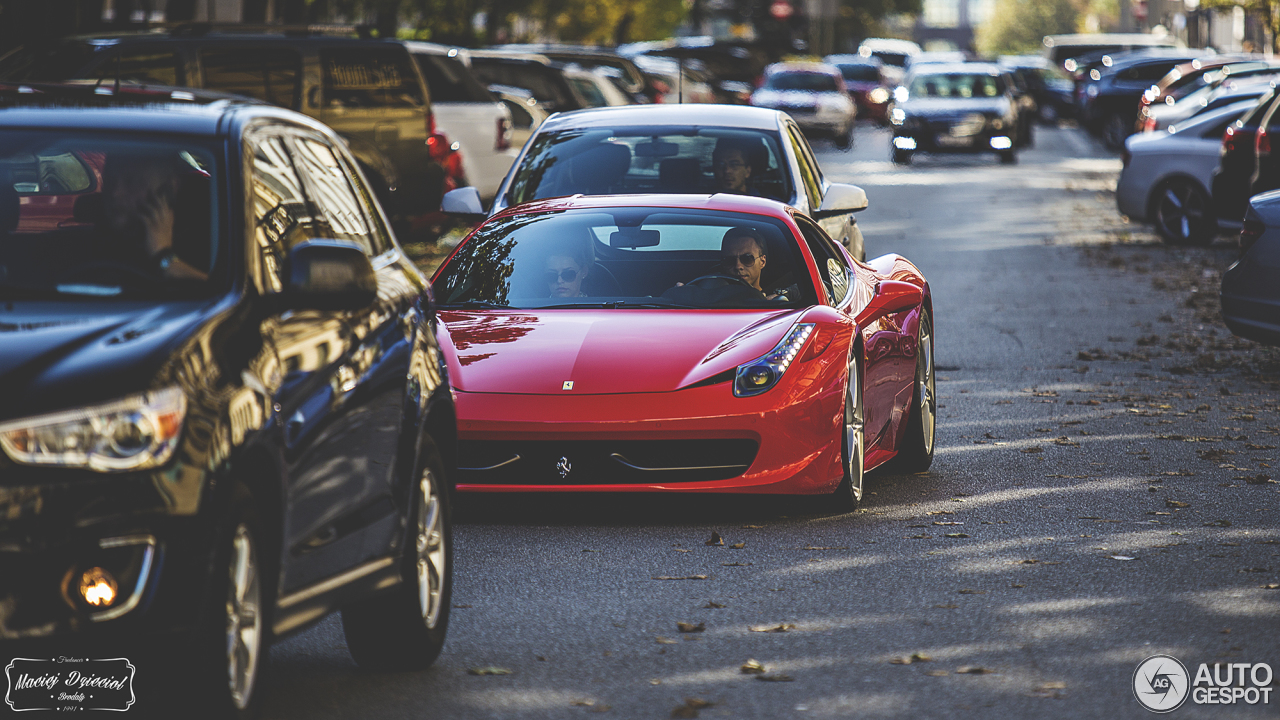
xmin=893 ymin=311 xmax=936 ymax=473
xmin=342 ymin=449 xmax=452 ymax=671
xmin=1153 ymin=178 xmax=1214 ymax=245
xmin=892 ymin=147 xmax=913 ymax=165
xmin=1024 ymin=122 xmax=1035 ymax=149
xmin=830 ymin=357 xmax=866 ymax=513
xmin=1102 ymin=113 xmax=1130 ymax=151
xmin=834 ymin=125 xmax=852 ymax=150
xmin=999 ymin=150 xmax=1017 ymax=164
xmin=185 ymin=482 xmax=270 ymax=720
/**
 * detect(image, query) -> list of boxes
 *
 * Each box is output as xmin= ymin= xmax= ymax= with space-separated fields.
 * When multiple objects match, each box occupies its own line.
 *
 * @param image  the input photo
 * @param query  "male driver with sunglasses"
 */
xmin=716 ymin=227 xmax=797 ymax=301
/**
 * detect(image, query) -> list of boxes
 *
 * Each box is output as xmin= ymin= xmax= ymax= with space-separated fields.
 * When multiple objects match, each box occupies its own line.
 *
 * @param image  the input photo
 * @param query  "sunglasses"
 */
xmin=714 ymin=160 xmax=747 ymax=170
xmin=721 ymin=252 xmax=762 ymax=266
xmin=545 ymin=268 xmax=579 ymax=283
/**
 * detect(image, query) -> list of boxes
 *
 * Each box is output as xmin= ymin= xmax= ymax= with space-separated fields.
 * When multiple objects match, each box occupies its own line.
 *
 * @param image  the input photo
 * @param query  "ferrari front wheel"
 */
xmin=894 ymin=311 xmax=936 ymax=472
xmin=831 ymin=358 xmax=865 ymax=512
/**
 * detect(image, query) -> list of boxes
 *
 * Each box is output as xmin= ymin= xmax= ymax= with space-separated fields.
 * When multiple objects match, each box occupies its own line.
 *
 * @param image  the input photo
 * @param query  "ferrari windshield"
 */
xmin=505 ymin=126 xmax=792 ymax=206
xmin=0 ymin=131 xmax=222 ymax=300
xmin=433 ymin=207 xmax=817 ymax=310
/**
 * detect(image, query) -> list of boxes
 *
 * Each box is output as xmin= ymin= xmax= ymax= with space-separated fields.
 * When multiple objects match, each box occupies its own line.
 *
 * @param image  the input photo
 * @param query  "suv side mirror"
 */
xmin=282 ymin=240 xmax=377 ymax=311
xmin=816 ymin=183 xmax=869 ymax=217
xmin=442 ymin=186 xmax=485 ymax=220
xmin=855 ymin=280 xmax=921 ymax=326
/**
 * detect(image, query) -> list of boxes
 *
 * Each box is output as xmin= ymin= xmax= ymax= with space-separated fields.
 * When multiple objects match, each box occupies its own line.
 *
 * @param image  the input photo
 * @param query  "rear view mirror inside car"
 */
xmin=635 ymin=140 xmax=679 ymax=157
xmin=610 ymin=228 xmax=661 ymax=248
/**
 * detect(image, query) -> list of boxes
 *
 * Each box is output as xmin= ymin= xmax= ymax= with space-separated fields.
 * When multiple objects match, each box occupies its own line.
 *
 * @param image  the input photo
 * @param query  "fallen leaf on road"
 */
xmin=671 ymin=698 xmax=713 ymax=718
xmin=957 ymin=589 xmax=986 ymax=595
xmin=656 ymin=637 xmax=678 ymax=645
xmin=956 ymin=666 xmax=996 ymax=675
xmin=926 ymin=510 xmax=954 ymax=516
xmin=653 ymin=575 xmax=709 ymax=581
xmin=934 ymin=603 xmax=959 ymax=609
xmin=741 ymin=525 xmax=763 ymax=529
xmin=1107 ymin=555 xmax=1137 ymax=561
xmin=934 ymin=521 xmax=963 ymax=526
xmin=803 ymin=546 xmax=849 ymax=550
xmin=729 ymin=542 xmax=746 ymax=549
xmin=467 ymin=667 xmax=513 ymax=676
xmin=908 ymin=534 xmax=932 ymax=539
xmin=911 ymin=652 xmax=933 ymax=662
xmin=721 ymin=562 xmax=751 ymax=567
xmin=1204 ymin=520 xmax=1232 ymax=527
xmin=1239 ymin=568 xmax=1271 ymax=573
xmin=925 ymin=670 xmax=949 ymax=676
xmin=705 ymin=532 xmax=724 ymax=546
xmin=673 ymin=549 xmax=690 ymax=553
xmin=945 ymin=533 xmax=971 ymax=538
xmin=703 ymin=601 xmax=727 ymax=609
xmin=1198 ymin=449 xmax=1235 ymax=462
xmin=1244 ymin=474 xmax=1274 ymax=485
xmin=452 ymin=603 xmax=473 ymax=608
xmin=1261 ymin=583 xmax=1279 ymax=590
xmin=677 ymin=622 xmax=705 ymax=633
xmin=740 ymin=659 xmax=766 ymax=675
xmin=889 ymin=656 xmax=913 ymax=665
xmin=1021 ymin=447 xmax=1044 ymax=454
xmin=1052 ymin=437 xmax=1080 ymax=447
xmin=755 ymin=674 xmax=794 ymax=682
xmin=749 ymin=623 xmax=796 ymax=633
xmin=1166 ymin=500 xmax=1191 ymax=509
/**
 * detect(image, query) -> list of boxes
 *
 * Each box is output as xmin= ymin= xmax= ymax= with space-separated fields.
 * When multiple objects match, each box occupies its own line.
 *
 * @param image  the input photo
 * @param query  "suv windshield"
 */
xmin=433 ymin=208 xmax=816 ymax=310
xmin=910 ymin=73 xmax=1005 ymax=99
xmin=506 ymin=126 xmax=792 ymax=206
xmin=766 ymin=72 xmax=840 ymax=92
xmin=0 ymin=131 xmax=222 ymax=299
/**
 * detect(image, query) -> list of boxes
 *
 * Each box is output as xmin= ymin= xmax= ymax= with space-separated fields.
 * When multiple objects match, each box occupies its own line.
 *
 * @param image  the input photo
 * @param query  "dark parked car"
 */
xmin=492 ymin=44 xmax=650 ymax=102
xmin=1221 ymin=189 xmax=1280 ymax=345
xmin=0 ymin=85 xmax=456 ymax=717
xmin=1078 ymin=50 xmax=1203 ymax=149
xmin=824 ymin=54 xmax=892 ymax=123
xmin=469 ymin=50 xmax=587 ymax=113
xmin=1211 ymin=86 xmax=1278 ymax=224
xmin=999 ymin=56 xmax=1075 ymax=124
xmin=889 ymin=63 xmax=1020 ymax=164
xmin=0 ymin=27 xmax=462 ymax=232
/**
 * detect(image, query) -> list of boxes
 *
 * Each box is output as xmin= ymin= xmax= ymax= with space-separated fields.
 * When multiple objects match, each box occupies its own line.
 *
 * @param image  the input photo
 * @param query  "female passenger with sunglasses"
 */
xmin=545 ymin=246 xmax=590 ymax=298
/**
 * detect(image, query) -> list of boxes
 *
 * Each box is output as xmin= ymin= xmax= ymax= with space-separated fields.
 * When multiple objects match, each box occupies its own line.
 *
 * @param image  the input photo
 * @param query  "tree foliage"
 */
xmin=1201 ymin=0 xmax=1277 ymax=52
xmin=976 ymin=0 xmax=1081 ymax=56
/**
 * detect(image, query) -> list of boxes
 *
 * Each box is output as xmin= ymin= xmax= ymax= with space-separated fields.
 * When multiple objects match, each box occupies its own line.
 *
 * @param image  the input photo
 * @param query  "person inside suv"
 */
xmin=101 ymin=150 xmax=209 ymax=281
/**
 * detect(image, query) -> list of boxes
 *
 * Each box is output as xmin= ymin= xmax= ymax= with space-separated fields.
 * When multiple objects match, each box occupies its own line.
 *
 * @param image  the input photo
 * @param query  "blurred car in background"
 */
xmin=630 ymin=54 xmax=717 ymax=104
xmin=0 ymin=27 xmax=462 ymax=235
xmin=907 ymin=51 xmax=969 ymax=70
xmin=489 ymin=84 xmax=549 ymax=149
xmin=1119 ymin=99 xmax=1256 ymax=244
xmin=889 ymin=63 xmax=1020 ymax=165
xmin=618 ymin=36 xmax=767 ymax=104
xmin=470 ymin=49 xmax=587 ymax=113
xmin=497 ymin=44 xmax=649 ymax=102
xmin=1138 ymin=56 xmax=1265 ymax=116
xmin=1221 ymin=189 xmax=1280 ymax=345
xmin=1139 ymin=75 xmax=1275 ymax=134
xmin=1078 ymin=49 xmax=1205 ymax=150
xmin=824 ymin=54 xmax=891 ymax=124
xmin=564 ymin=66 xmax=636 ymax=108
xmin=752 ymin=62 xmax=856 ymax=149
xmin=856 ymin=37 xmax=920 ymax=86
xmin=470 ymin=104 xmax=869 ymax=260
xmin=1043 ymin=33 xmax=1182 ymax=74
xmin=406 ymin=42 xmax=518 ymax=204
xmin=998 ymin=55 xmax=1075 ymax=123
xmin=1211 ymin=87 xmax=1277 ymax=225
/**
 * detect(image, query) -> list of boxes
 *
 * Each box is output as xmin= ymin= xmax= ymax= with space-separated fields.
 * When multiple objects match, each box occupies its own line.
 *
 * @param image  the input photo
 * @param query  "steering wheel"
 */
xmin=61 ymin=261 xmax=157 ymax=286
xmin=684 ymin=274 xmax=755 ymax=290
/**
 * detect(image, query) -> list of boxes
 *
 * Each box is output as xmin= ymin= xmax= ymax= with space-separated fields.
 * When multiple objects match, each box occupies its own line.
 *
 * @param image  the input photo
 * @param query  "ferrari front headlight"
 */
xmin=0 ymin=387 xmax=186 ymax=472
xmin=734 ymin=324 xmax=814 ymax=397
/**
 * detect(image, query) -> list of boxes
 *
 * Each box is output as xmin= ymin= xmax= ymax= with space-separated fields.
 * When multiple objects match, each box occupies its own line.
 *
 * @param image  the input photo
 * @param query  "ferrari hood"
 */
xmin=440 ymin=308 xmax=805 ymax=395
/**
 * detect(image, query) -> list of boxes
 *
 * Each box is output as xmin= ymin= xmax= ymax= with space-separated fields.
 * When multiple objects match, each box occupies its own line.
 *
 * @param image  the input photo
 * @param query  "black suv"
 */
xmin=0 ymin=27 xmax=460 ymax=233
xmin=0 ymin=86 xmax=456 ymax=717
xmin=1078 ymin=51 xmax=1202 ymax=149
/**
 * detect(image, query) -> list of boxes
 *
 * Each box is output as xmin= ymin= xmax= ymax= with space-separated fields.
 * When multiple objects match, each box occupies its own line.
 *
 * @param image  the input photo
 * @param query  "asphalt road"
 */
xmin=262 ymin=124 xmax=1280 ymax=719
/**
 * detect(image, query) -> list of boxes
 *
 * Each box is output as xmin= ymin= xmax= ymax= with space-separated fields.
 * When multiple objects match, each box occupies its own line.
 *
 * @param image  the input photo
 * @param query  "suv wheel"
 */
xmin=1154 ymin=178 xmax=1213 ymax=245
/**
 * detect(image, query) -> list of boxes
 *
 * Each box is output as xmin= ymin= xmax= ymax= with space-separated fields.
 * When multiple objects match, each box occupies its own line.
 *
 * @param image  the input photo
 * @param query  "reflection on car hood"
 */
xmin=0 ymin=301 xmax=214 ymax=422
xmin=901 ymin=97 xmax=1006 ymax=116
xmin=439 ymin=308 xmax=804 ymax=394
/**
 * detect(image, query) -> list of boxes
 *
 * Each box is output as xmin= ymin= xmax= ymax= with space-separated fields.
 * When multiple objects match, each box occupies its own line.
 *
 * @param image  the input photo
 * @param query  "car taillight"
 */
xmin=495 ymin=116 xmax=511 ymax=151
xmin=1142 ymin=116 xmax=1157 ymax=133
xmin=1240 ymin=218 xmax=1265 ymax=252
xmin=1258 ymin=127 xmax=1272 ymax=156
xmin=427 ymin=133 xmax=452 ymax=162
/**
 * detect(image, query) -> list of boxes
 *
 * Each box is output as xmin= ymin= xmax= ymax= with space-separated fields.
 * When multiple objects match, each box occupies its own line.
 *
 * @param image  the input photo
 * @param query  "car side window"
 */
xmin=338 ymin=148 xmax=394 ymax=256
xmin=288 ymin=136 xmax=377 ymax=256
xmin=786 ymin=126 xmax=822 ymax=211
xmin=796 ymin=217 xmax=851 ymax=306
xmin=322 ymin=48 xmax=425 ymax=109
xmin=202 ymin=47 xmax=302 ymax=109
xmin=248 ymin=134 xmax=319 ymax=293
xmin=92 ymin=46 xmax=184 ymax=86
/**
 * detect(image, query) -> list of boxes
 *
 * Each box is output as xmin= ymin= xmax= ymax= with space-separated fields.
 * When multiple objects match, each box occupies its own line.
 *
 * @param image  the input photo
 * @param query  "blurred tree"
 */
xmin=976 ymin=0 xmax=1080 ymax=56
xmin=1201 ymin=0 xmax=1277 ymax=52
xmin=831 ymin=0 xmax=924 ymax=55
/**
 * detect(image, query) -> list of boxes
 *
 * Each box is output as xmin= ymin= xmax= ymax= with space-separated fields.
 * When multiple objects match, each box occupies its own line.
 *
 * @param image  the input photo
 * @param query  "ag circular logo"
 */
xmin=1133 ymin=655 xmax=1190 ymax=713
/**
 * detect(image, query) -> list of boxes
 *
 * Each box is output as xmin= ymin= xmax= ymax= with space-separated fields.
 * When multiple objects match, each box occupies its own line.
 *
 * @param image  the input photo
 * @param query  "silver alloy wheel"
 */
xmin=416 ymin=469 xmax=446 ymax=629
xmin=845 ymin=361 xmax=865 ymax=501
xmin=226 ymin=523 xmax=261 ymax=711
xmin=1156 ymin=181 xmax=1207 ymax=242
xmin=918 ymin=316 xmax=936 ymax=455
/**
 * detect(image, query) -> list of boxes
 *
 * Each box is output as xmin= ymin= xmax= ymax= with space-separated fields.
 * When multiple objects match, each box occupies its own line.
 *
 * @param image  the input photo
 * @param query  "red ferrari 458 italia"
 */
xmin=431 ymin=194 xmax=934 ymax=509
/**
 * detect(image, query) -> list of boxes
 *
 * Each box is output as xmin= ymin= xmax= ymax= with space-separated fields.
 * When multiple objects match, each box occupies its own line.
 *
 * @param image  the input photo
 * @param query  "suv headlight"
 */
xmin=734 ymin=324 xmax=814 ymax=397
xmin=0 ymin=387 xmax=187 ymax=472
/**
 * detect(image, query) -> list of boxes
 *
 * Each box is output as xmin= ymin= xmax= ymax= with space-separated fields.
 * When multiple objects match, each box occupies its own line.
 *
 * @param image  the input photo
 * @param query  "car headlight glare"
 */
xmin=868 ymin=87 xmax=890 ymax=104
xmin=734 ymin=323 xmax=814 ymax=397
xmin=891 ymin=108 xmax=906 ymax=125
xmin=991 ymin=118 xmax=1004 ymax=130
xmin=0 ymin=387 xmax=186 ymax=472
